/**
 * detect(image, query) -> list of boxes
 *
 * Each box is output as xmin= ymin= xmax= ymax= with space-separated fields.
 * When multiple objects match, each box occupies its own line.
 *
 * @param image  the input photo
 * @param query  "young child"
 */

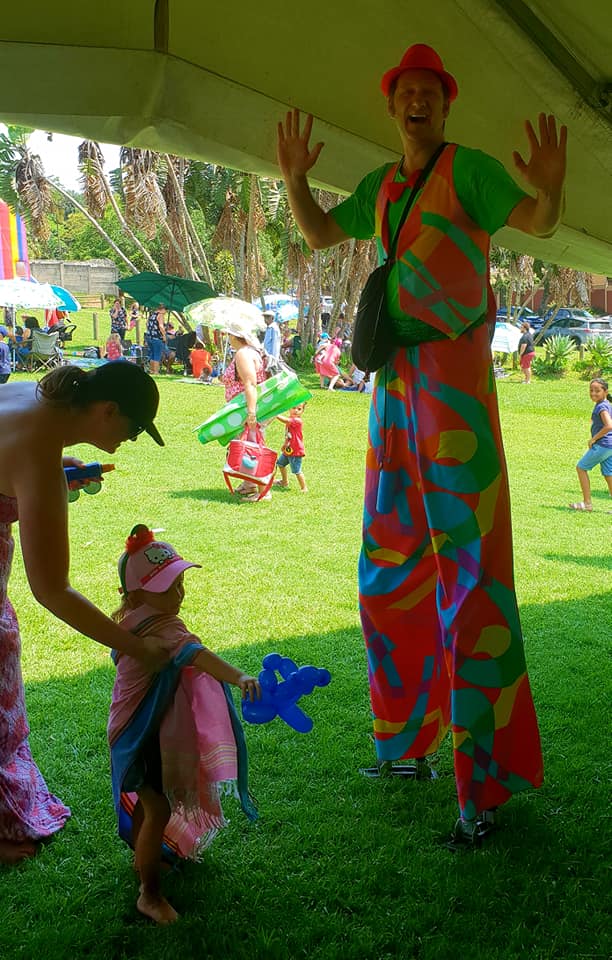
xmin=0 ymin=326 xmax=11 ymax=383
xmin=107 ymin=525 xmax=260 ymax=925
xmin=105 ymin=332 xmax=123 ymax=361
xmin=570 ymin=378 xmax=612 ymax=511
xmin=275 ymin=403 xmax=308 ymax=492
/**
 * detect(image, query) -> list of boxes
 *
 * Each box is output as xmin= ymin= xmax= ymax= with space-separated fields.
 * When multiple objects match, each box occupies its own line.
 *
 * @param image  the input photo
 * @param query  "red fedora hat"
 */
xmin=381 ymin=44 xmax=458 ymax=101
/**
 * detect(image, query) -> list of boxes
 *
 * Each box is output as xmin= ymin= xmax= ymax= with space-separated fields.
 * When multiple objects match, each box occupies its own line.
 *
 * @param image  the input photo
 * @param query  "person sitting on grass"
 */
xmin=340 ymin=364 xmax=373 ymax=394
xmin=105 ymin=332 xmax=123 ymax=361
xmin=275 ymin=403 xmax=308 ymax=492
xmin=190 ymin=343 xmax=213 ymax=381
xmin=108 ymin=525 xmax=260 ymax=925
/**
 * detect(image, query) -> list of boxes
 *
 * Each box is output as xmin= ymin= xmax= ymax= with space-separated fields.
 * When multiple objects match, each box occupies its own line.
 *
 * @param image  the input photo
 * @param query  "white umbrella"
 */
xmin=276 ymin=302 xmax=299 ymax=323
xmin=0 ymin=278 xmax=63 ymax=309
xmin=491 ymin=322 xmax=522 ymax=354
xmin=185 ymin=296 xmax=266 ymax=332
xmin=258 ymin=293 xmax=296 ymax=309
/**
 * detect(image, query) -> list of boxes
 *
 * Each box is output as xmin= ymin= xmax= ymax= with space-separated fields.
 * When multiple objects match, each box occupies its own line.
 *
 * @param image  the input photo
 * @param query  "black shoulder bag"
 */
xmin=351 ymin=142 xmax=447 ymax=373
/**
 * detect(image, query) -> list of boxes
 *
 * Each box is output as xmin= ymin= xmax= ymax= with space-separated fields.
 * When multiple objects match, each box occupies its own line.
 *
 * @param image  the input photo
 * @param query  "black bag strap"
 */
xmin=386 ymin=141 xmax=448 ymax=261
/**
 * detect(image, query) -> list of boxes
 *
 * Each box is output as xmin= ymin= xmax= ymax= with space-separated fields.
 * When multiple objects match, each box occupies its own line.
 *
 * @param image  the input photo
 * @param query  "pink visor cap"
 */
xmin=119 ymin=525 xmax=201 ymax=594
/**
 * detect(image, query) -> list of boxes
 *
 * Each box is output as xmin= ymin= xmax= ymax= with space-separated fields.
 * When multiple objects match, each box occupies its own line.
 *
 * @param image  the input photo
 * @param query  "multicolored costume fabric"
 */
xmin=360 ymin=331 xmax=543 ymax=819
xmin=108 ymin=608 xmax=256 ymax=863
xmin=333 ymin=147 xmax=543 ymax=819
xmin=376 ymin=144 xmax=495 ymax=343
xmin=0 ymin=495 xmax=70 ymax=843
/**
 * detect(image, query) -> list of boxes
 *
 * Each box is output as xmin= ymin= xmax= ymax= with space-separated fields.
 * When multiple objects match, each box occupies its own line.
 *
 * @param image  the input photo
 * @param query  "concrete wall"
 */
xmin=30 ymin=259 xmax=119 ymax=295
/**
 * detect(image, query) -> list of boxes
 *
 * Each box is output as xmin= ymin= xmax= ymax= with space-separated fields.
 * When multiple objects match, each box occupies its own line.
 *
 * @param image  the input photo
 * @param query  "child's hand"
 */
xmin=237 ymin=674 xmax=261 ymax=701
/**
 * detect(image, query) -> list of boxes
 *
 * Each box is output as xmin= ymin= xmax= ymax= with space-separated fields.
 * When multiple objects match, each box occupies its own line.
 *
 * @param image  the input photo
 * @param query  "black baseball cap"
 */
xmin=81 ymin=360 xmax=164 ymax=446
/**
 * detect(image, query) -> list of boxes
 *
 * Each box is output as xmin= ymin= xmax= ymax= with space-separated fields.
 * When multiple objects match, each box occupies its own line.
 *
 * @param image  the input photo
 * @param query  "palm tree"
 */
xmin=78 ymin=141 xmax=159 ymax=272
xmin=0 ymin=127 xmax=141 ymax=271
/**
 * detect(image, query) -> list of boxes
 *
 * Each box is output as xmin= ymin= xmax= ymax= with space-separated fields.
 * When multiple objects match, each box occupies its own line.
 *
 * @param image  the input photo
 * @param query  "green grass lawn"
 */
xmin=0 ymin=366 xmax=610 ymax=960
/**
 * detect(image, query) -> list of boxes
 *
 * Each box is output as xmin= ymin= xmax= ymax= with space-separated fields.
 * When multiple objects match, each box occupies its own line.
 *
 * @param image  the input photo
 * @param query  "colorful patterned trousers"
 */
xmin=359 ymin=324 xmax=543 ymax=820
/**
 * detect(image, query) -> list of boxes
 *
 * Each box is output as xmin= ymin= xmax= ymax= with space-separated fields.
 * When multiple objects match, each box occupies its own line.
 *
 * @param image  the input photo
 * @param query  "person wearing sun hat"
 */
xmin=220 ymin=316 xmax=269 ymax=500
xmin=277 ymin=43 xmax=568 ymax=846
xmin=262 ymin=308 xmax=281 ymax=360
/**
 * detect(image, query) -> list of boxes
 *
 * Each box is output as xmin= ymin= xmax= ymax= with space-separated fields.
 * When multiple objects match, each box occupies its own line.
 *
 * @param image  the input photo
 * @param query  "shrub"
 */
xmin=574 ymin=335 xmax=612 ymax=379
xmin=532 ymin=335 xmax=576 ymax=378
xmin=289 ymin=343 xmax=316 ymax=370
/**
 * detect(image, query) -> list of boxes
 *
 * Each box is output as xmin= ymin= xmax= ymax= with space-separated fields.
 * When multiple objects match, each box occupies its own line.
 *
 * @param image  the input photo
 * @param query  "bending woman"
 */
xmin=0 ymin=361 xmax=168 ymax=864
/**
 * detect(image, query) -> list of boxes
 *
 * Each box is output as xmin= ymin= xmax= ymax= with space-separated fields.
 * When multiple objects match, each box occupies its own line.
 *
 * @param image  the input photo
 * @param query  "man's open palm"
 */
xmin=513 ymin=113 xmax=567 ymax=195
xmin=277 ymin=110 xmax=324 ymax=179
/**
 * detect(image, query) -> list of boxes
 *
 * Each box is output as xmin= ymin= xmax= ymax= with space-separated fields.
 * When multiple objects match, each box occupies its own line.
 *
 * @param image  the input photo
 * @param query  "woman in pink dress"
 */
xmin=317 ymin=337 xmax=343 ymax=390
xmin=0 ymin=361 xmax=168 ymax=864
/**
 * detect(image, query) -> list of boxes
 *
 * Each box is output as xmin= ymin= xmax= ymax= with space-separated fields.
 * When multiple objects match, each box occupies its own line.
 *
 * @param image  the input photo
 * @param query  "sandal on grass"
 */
xmin=446 ymin=809 xmax=498 ymax=851
xmin=569 ymin=502 xmax=593 ymax=512
xmin=359 ymin=758 xmax=438 ymax=781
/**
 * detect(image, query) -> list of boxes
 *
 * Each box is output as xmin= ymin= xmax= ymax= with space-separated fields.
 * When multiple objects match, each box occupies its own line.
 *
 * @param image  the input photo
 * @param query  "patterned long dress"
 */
xmin=360 ymin=327 xmax=543 ymax=820
xmin=0 ymin=494 xmax=70 ymax=843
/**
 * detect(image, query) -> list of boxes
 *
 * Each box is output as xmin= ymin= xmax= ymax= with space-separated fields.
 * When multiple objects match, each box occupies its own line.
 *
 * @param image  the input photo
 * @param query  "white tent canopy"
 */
xmin=0 ymin=1 xmax=610 ymax=272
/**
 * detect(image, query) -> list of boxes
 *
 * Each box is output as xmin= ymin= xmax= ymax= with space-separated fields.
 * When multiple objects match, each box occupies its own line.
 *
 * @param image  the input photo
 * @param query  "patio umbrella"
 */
xmin=50 ymin=284 xmax=81 ymax=312
xmin=185 ymin=296 xmax=266 ymax=332
xmin=276 ymin=301 xmax=299 ymax=323
xmin=117 ymin=272 xmax=216 ymax=312
xmin=491 ymin=322 xmax=522 ymax=354
xmin=0 ymin=278 xmax=62 ymax=309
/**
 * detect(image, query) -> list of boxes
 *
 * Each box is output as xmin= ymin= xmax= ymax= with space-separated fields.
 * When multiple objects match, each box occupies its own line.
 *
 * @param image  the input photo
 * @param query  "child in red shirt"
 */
xmin=275 ymin=403 xmax=307 ymax=492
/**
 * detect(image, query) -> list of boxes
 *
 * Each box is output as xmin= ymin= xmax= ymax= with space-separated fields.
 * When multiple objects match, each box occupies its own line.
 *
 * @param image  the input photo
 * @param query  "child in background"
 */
xmin=275 ymin=403 xmax=308 ymax=492
xmin=570 ymin=377 xmax=612 ymax=511
xmin=190 ymin=343 xmax=212 ymax=381
xmin=108 ymin=525 xmax=260 ymax=925
xmin=0 ymin=326 xmax=11 ymax=383
xmin=105 ymin=332 xmax=123 ymax=361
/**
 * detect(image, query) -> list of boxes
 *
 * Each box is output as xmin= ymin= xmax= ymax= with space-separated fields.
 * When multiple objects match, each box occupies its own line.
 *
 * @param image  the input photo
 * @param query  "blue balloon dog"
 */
xmin=241 ymin=653 xmax=331 ymax=733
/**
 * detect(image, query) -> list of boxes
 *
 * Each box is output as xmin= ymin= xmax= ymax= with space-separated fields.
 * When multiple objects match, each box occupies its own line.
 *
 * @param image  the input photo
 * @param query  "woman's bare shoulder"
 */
xmin=0 ymin=382 xmax=59 ymax=494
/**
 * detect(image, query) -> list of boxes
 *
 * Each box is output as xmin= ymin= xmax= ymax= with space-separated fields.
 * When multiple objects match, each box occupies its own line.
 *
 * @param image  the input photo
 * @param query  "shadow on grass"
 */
xmin=4 ymin=597 xmax=609 ymax=960
xmin=168 ymin=487 xmax=254 ymax=505
xmin=543 ymin=552 xmax=612 ymax=570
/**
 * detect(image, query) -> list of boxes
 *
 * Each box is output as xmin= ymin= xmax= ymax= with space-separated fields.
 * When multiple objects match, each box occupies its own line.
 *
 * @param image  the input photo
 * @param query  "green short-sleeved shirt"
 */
xmin=330 ymin=145 xmax=527 ymax=323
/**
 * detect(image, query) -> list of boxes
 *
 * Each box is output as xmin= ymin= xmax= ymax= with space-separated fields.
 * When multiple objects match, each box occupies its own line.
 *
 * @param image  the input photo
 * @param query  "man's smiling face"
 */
xmin=387 ymin=68 xmax=449 ymax=144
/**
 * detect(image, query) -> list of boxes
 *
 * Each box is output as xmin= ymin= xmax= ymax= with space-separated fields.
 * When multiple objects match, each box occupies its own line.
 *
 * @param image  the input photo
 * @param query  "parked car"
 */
xmin=495 ymin=307 xmax=543 ymax=330
xmin=541 ymin=307 xmax=595 ymax=324
xmin=538 ymin=314 xmax=612 ymax=347
xmin=495 ymin=306 xmax=539 ymax=321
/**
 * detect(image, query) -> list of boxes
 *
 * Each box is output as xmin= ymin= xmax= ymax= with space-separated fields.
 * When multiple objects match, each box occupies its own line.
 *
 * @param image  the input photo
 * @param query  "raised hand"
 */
xmin=277 ymin=110 xmax=324 ymax=181
xmin=513 ymin=113 xmax=567 ymax=196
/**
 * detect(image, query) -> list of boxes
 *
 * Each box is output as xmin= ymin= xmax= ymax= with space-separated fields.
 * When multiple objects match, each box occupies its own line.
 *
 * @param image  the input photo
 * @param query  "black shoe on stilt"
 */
xmin=359 ymin=757 xmax=438 ymax=780
xmin=446 ymin=808 xmax=498 ymax=851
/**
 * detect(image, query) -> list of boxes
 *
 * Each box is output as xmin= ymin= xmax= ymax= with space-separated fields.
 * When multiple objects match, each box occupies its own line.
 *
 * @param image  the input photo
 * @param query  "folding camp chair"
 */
xmin=28 ymin=329 xmax=62 ymax=371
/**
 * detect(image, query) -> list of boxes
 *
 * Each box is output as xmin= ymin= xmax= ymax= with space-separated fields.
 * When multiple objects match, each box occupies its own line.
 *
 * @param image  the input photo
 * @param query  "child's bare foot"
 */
xmin=0 ymin=840 xmax=38 ymax=863
xmin=274 ymin=480 xmax=289 ymax=488
xmin=133 ymin=855 xmax=171 ymax=874
xmin=137 ymin=888 xmax=179 ymax=925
